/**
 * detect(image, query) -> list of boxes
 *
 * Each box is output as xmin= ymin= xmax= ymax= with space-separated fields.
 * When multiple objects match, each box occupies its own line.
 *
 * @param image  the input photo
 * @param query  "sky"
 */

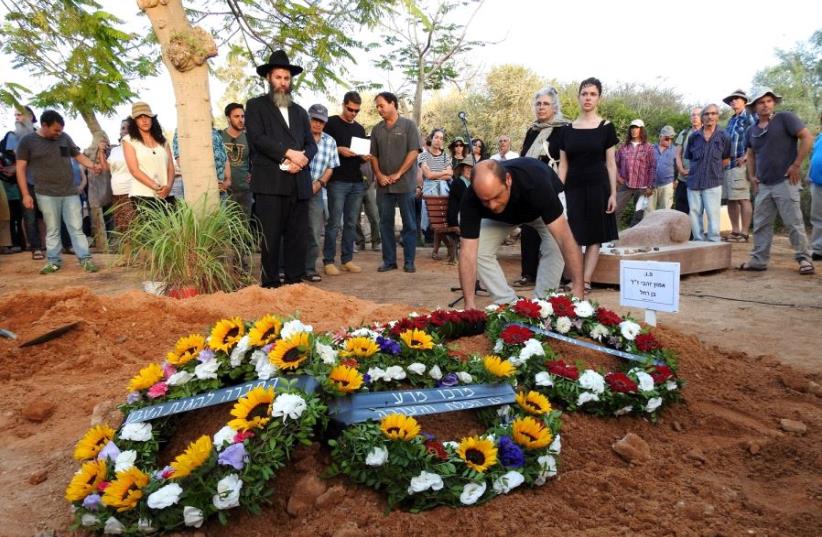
xmin=1 ymin=0 xmax=819 ymax=148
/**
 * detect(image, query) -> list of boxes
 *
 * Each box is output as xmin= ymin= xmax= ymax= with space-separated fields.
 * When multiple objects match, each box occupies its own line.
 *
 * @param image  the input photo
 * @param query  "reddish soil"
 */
xmin=0 ymin=235 xmax=819 ymax=537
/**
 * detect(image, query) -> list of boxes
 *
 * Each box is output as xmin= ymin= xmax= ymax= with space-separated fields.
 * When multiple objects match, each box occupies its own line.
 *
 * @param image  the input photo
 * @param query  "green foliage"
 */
xmin=115 ymin=198 xmax=258 ymax=293
xmin=0 ymin=82 xmax=30 ymax=110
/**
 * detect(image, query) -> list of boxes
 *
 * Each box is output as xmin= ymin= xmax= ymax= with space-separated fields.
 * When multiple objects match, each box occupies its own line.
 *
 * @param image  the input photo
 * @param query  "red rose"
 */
xmin=595 ymin=307 xmax=621 ymax=327
xmin=97 ymin=481 xmax=110 ymax=492
xmin=650 ymin=365 xmax=673 ymax=384
xmin=546 ymin=359 xmax=579 ymax=380
xmin=500 ymin=325 xmax=534 ymax=345
xmin=233 ymin=430 xmax=255 ymax=443
xmin=429 ymin=310 xmax=450 ymax=327
xmin=606 ymin=372 xmax=638 ymax=393
xmin=341 ymin=358 xmax=359 ymax=368
xmin=424 ymin=439 xmax=449 ymax=460
xmin=635 ymin=333 xmax=661 ymax=352
xmin=549 ymin=296 xmax=575 ymax=318
xmin=513 ymin=299 xmax=542 ymax=319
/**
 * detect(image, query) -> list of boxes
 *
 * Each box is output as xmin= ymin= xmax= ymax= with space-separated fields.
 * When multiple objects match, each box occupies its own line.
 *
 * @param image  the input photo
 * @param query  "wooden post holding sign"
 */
xmin=619 ymin=260 xmax=681 ymax=326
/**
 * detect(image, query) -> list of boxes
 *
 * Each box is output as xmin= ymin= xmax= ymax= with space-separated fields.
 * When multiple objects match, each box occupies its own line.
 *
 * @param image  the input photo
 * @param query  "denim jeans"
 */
xmin=687 ymin=185 xmax=722 ymax=241
xmin=377 ymin=190 xmax=417 ymax=268
xmin=306 ymin=190 xmax=325 ymax=273
xmin=811 ymin=183 xmax=822 ymax=256
xmin=36 ymin=193 xmax=90 ymax=264
xmin=420 ymin=178 xmax=450 ymax=231
xmin=323 ymin=181 xmax=365 ymax=265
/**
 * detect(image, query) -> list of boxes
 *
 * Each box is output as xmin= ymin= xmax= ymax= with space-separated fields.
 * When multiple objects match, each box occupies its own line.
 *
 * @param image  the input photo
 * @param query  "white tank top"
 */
xmin=123 ymin=135 xmax=169 ymax=198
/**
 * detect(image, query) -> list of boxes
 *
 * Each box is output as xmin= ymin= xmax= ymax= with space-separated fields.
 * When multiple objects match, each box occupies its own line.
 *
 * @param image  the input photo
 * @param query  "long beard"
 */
xmin=15 ymin=119 xmax=34 ymax=139
xmin=269 ymin=85 xmax=293 ymax=108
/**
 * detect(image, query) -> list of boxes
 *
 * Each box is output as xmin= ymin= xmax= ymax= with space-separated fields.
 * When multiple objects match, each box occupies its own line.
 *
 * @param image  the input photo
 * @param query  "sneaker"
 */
xmin=40 ymin=262 xmax=61 ymax=274
xmin=324 ymin=264 xmax=340 ymax=276
xmin=511 ymin=276 xmax=535 ymax=289
xmin=377 ymin=263 xmax=398 ymax=272
xmin=372 ymin=241 xmax=381 ymax=251
xmin=341 ymin=261 xmax=362 ymax=273
xmin=302 ymin=272 xmax=322 ymax=282
xmin=80 ymin=259 xmax=99 ymax=273
xmin=403 ymin=264 xmax=416 ymax=273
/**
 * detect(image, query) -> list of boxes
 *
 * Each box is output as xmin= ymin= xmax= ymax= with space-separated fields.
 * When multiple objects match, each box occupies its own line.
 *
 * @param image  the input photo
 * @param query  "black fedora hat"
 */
xmin=256 ymin=49 xmax=303 ymax=78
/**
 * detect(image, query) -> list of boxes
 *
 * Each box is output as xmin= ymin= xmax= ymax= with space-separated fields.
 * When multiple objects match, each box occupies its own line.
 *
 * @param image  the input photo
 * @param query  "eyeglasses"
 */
xmin=535 ymin=102 xmax=552 ymax=107
xmin=453 ymin=143 xmax=464 ymax=146
xmin=661 ymin=137 xmax=673 ymax=141
xmin=345 ymin=106 xmax=360 ymax=114
xmin=703 ymin=111 xmax=718 ymax=116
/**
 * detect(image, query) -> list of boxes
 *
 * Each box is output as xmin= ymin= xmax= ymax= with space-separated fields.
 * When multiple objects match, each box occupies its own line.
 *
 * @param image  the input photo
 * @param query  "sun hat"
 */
xmin=130 ymin=102 xmax=155 ymax=119
xmin=746 ymin=87 xmax=783 ymax=110
xmin=659 ymin=125 xmax=676 ymax=137
xmin=722 ymin=89 xmax=749 ymax=105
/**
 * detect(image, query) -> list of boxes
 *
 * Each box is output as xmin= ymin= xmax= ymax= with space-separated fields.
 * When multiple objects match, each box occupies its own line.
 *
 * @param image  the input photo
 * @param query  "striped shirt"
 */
xmin=309 ymin=132 xmax=339 ymax=182
xmin=725 ymin=110 xmax=755 ymax=169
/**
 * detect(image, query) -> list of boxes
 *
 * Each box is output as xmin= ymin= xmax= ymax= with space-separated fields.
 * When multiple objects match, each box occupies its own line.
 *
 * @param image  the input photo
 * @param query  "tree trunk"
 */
xmin=78 ymin=108 xmax=106 ymax=147
xmin=413 ymin=53 xmax=425 ymax=128
xmin=137 ymin=0 xmax=219 ymax=212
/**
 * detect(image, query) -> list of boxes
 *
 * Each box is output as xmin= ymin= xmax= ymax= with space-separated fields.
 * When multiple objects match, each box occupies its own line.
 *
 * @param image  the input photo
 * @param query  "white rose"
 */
xmin=619 ymin=320 xmax=641 ymax=341
xmin=574 ymin=300 xmax=594 ymax=318
xmin=255 ymin=355 xmax=277 ymax=380
xmin=459 ymin=481 xmax=487 ymax=505
xmin=137 ymin=517 xmax=154 ymax=533
xmin=492 ymin=471 xmax=524 ymax=494
xmin=520 ymin=339 xmax=545 ymax=361
xmin=645 ymin=397 xmax=663 ymax=413
xmin=212 ymin=473 xmax=243 ymax=510
xmin=270 ymin=393 xmax=307 ymax=422
xmin=114 ymin=450 xmax=137 ymax=473
xmin=614 ymin=405 xmax=634 ymax=416
xmin=315 ymin=342 xmax=337 ymax=365
xmin=166 ymin=370 xmax=194 ymax=386
xmin=367 ymin=367 xmax=386 ymax=382
xmin=103 ymin=516 xmax=125 ymax=534
xmin=665 ymin=379 xmax=678 ymax=391
xmin=350 ymin=327 xmax=379 ymax=339
xmin=365 ymin=446 xmax=388 ymax=467
xmin=281 ymin=319 xmax=312 ymax=340
xmin=194 ymin=359 xmax=220 ymax=380
xmin=147 ymin=483 xmax=182 ymax=509
xmin=119 ymin=422 xmax=152 ymax=442
xmin=534 ymin=454 xmax=557 ymax=485
xmin=385 ymin=365 xmax=407 ymax=381
xmin=456 ymin=371 xmax=473 ymax=384
xmin=428 ymin=365 xmax=443 ymax=380
xmin=407 ymin=471 xmax=444 ymax=494
xmin=248 ymin=349 xmax=266 ymax=367
xmin=555 ymin=316 xmax=572 ymax=334
xmin=549 ymin=434 xmax=561 ymax=454
xmin=589 ymin=323 xmax=610 ymax=342
xmin=81 ymin=514 xmax=98 ymax=527
xmin=229 ymin=334 xmax=251 ymax=367
xmin=578 ymin=370 xmax=605 ymax=394
xmin=442 ymin=441 xmax=459 ymax=450
xmin=576 ymin=392 xmax=599 ymax=406
xmin=484 ymin=304 xmax=499 ymax=312
xmin=406 ymin=362 xmax=426 ymax=375
xmin=508 ymin=353 xmax=526 ymax=367
xmin=492 ymin=338 xmax=503 ymax=353
xmin=634 ymin=371 xmax=655 ymax=392
xmin=183 ymin=506 xmax=204 ymax=528
xmin=534 ymin=371 xmax=554 ymax=387
xmin=212 ymin=425 xmax=237 ymax=451
xmin=535 ymin=299 xmax=553 ymax=319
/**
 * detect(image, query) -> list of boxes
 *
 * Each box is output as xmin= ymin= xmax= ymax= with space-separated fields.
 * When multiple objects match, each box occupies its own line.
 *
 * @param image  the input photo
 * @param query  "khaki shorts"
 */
xmin=724 ymin=166 xmax=750 ymax=201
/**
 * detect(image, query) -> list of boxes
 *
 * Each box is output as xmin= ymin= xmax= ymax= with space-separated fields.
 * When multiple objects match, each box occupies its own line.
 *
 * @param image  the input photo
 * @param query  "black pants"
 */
xmin=255 ymin=193 xmax=308 ymax=288
xmin=8 ymin=199 xmax=25 ymax=249
xmin=674 ymin=180 xmax=689 ymax=214
xmin=520 ymin=224 xmax=540 ymax=280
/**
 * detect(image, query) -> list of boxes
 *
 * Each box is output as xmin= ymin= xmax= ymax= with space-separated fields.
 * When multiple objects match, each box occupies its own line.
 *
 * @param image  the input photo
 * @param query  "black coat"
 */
xmin=245 ymin=95 xmax=317 ymax=199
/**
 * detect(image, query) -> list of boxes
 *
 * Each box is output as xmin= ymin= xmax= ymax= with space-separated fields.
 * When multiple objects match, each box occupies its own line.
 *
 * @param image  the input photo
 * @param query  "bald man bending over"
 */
xmin=458 ymin=158 xmax=583 ymax=308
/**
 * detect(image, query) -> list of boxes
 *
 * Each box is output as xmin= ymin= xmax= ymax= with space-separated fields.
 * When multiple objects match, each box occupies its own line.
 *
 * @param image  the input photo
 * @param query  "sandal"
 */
xmin=799 ymin=260 xmax=815 ymax=276
xmin=725 ymin=232 xmax=749 ymax=243
xmin=431 ymin=252 xmax=441 ymax=260
xmin=32 ymin=250 xmax=45 ymax=260
xmin=584 ymin=282 xmax=592 ymax=295
xmin=737 ymin=262 xmax=766 ymax=272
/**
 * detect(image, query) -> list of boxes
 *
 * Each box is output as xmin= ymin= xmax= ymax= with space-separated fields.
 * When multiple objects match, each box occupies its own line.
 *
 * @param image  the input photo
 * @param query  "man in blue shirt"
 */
xmin=722 ymin=89 xmax=755 ymax=242
xmin=810 ymin=112 xmax=822 ymax=261
xmin=646 ymin=125 xmax=677 ymax=215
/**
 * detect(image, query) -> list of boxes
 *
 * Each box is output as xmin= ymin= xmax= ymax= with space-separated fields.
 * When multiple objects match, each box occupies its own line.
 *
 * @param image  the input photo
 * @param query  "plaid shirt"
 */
xmin=309 ymin=131 xmax=339 ymax=182
xmin=616 ymin=142 xmax=656 ymax=189
xmin=725 ymin=110 xmax=755 ymax=169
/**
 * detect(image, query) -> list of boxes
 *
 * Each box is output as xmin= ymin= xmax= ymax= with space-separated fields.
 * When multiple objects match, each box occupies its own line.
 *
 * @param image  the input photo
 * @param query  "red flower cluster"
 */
xmin=388 ymin=309 xmax=488 ymax=337
xmin=605 ymin=372 xmax=638 ymax=393
xmin=549 ymin=295 xmax=575 ymax=318
xmin=595 ymin=307 xmax=621 ymax=327
xmin=389 ymin=316 xmax=429 ymax=336
xmin=424 ymin=439 xmax=449 ymax=460
xmin=513 ymin=299 xmax=542 ymax=319
xmin=341 ymin=358 xmax=359 ymax=368
xmin=650 ymin=365 xmax=674 ymax=384
xmin=428 ymin=309 xmax=455 ymax=327
xmin=635 ymin=333 xmax=660 ymax=352
xmin=234 ymin=430 xmax=255 ymax=443
xmin=545 ymin=359 xmax=579 ymax=380
xmin=500 ymin=325 xmax=534 ymax=345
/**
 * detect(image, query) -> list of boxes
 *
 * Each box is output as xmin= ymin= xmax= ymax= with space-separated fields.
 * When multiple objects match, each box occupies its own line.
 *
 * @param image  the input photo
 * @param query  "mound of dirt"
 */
xmin=0 ymin=285 xmax=819 ymax=537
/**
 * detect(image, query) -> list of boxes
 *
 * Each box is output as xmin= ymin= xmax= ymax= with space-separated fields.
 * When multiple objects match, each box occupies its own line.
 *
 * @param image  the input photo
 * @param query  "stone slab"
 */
xmin=590 ymin=241 xmax=732 ymax=285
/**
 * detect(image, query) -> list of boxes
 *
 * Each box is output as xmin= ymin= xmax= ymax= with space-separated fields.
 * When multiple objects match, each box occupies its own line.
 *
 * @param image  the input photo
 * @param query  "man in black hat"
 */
xmin=245 ymin=50 xmax=317 ymax=288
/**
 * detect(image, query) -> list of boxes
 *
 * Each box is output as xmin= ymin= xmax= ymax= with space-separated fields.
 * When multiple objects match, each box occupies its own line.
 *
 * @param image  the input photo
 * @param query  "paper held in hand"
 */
xmin=349 ymin=136 xmax=371 ymax=156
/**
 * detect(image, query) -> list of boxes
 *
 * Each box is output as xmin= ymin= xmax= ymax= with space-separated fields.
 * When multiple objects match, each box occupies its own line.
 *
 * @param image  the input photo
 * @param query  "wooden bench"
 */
xmin=423 ymin=195 xmax=460 ymax=263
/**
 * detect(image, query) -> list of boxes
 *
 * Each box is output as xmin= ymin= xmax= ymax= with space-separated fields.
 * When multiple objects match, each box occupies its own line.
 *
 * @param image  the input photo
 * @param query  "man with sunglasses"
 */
xmin=740 ymin=88 xmax=814 ymax=275
xmin=322 ymin=91 xmax=368 ymax=276
xmin=646 ymin=125 xmax=677 ymax=214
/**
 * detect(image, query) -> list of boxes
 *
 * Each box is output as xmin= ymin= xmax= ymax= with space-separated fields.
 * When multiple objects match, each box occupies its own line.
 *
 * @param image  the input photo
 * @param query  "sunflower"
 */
xmin=73 ymin=424 xmax=116 ymax=461
xmin=209 ymin=317 xmax=245 ymax=353
xmin=483 ymin=355 xmax=516 ymax=378
xmin=169 ymin=435 xmax=213 ymax=479
xmin=101 ymin=467 xmax=149 ymax=512
xmin=227 ymin=386 xmax=275 ymax=432
xmin=268 ymin=332 xmax=311 ymax=371
xmin=166 ymin=334 xmax=206 ymax=365
xmin=340 ymin=336 xmax=379 ymax=359
xmin=379 ymin=414 xmax=421 ymax=441
xmin=457 ymin=436 xmax=498 ymax=473
xmin=399 ymin=329 xmax=434 ymax=350
xmin=127 ymin=362 xmax=164 ymax=392
xmin=328 ymin=365 xmax=364 ymax=393
xmin=511 ymin=416 xmax=553 ymax=450
xmin=248 ymin=314 xmax=283 ymax=347
xmin=515 ymin=390 xmax=552 ymax=415
xmin=65 ymin=459 xmax=107 ymax=501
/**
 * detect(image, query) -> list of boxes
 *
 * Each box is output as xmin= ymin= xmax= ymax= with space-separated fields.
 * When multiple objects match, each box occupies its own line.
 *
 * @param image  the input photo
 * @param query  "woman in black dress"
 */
xmin=558 ymin=77 xmax=618 ymax=294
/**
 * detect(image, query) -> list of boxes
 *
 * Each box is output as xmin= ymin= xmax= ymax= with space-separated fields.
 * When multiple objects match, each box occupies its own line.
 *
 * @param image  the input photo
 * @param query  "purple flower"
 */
xmin=153 ymin=465 xmax=174 ymax=480
xmin=82 ymin=493 xmax=102 ymax=511
xmin=376 ymin=336 xmax=401 ymax=355
xmin=126 ymin=391 xmax=141 ymax=404
xmin=363 ymin=373 xmax=372 ymax=385
xmin=422 ymin=432 xmax=435 ymax=441
xmin=498 ymin=436 xmax=525 ymax=468
xmin=262 ymin=343 xmax=274 ymax=353
xmin=97 ymin=441 xmax=120 ymax=463
xmin=217 ymin=442 xmax=247 ymax=470
xmin=198 ymin=348 xmax=216 ymax=362
xmin=438 ymin=373 xmax=459 ymax=387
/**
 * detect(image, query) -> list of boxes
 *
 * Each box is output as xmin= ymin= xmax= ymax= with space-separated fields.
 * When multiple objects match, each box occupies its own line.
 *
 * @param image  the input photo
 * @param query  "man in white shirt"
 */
xmin=490 ymin=135 xmax=520 ymax=161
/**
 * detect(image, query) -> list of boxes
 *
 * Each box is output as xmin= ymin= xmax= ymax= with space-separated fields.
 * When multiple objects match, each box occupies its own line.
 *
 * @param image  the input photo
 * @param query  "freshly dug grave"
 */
xmin=0 ymin=285 xmax=819 ymax=537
